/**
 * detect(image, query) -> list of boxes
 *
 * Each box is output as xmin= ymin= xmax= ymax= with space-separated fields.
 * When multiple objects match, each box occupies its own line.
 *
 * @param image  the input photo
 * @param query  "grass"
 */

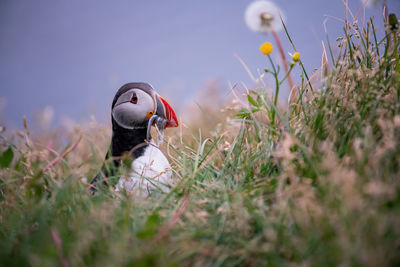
xmin=1 ymin=12 xmax=400 ymax=267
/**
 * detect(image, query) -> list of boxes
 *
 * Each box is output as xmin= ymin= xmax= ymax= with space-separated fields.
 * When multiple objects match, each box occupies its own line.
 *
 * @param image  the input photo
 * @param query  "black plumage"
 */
xmin=90 ymin=83 xmax=161 ymax=192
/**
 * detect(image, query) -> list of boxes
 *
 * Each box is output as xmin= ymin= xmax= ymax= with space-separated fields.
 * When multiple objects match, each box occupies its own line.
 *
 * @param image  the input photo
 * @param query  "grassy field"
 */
xmin=1 ymin=13 xmax=400 ymax=267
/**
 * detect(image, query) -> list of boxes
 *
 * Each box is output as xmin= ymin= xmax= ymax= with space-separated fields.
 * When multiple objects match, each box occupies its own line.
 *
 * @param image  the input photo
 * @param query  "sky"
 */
xmin=0 ymin=0 xmax=399 ymax=128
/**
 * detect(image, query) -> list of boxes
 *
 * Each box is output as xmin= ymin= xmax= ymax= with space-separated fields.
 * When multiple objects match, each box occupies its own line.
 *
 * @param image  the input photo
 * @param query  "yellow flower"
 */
xmin=260 ymin=42 xmax=273 ymax=55
xmin=292 ymin=52 xmax=300 ymax=62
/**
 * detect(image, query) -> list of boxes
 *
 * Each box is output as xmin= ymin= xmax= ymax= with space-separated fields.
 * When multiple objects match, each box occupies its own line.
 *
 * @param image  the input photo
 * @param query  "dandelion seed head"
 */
xmin=360 ymin=0 xmax=380 ymax=8
xmin=245 ymin=0 xmax=285 ymax=34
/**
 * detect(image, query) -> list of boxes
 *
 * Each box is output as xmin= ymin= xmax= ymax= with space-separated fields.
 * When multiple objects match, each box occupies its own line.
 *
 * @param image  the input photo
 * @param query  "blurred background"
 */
xmin=0 ymin=0 xmax=399 ymax=130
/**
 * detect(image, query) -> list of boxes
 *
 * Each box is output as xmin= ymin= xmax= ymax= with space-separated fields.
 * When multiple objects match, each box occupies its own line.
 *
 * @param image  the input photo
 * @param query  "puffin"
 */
xmin=90 ymin=82 xmax=178 ymax=195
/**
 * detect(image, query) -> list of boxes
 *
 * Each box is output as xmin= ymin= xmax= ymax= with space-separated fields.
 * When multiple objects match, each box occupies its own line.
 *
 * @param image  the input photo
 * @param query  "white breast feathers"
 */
xmin=116 ymin=141 xmax=173 ymax=196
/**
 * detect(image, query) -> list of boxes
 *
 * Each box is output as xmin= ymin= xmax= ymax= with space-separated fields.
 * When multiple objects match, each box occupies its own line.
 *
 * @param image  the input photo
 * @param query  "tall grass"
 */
xmin=1 ymin=12 xmax=400 ymax=266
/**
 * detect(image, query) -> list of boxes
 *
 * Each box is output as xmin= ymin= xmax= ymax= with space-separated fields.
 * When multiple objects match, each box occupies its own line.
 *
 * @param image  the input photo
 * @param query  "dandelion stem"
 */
xmin=279 ymin=17 xmax=315 ymax=94
xmin=268 ymin=55 xmax=280 ymax=126
xmin=272 ymin=30 xmax=294 ymax=91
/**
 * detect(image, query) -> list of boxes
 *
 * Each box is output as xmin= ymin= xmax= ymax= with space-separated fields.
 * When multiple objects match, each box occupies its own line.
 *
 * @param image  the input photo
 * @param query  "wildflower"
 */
xmin=260 ymin=42 xmax=273 ymax=55
xmin=292 ymin=52 xmax=300 ymax=62
xmin=245 ymin=0 xmax=285 ymax=34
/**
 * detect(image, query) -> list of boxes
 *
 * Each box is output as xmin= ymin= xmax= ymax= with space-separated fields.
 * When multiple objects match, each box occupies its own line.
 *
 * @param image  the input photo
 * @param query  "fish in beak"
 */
xmin=155 ymin=94 xmax=178 ymax=128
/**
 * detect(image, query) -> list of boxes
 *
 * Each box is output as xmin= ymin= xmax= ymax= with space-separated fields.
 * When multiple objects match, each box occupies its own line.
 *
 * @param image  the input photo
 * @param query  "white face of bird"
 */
xmin=112 ymin=89 xmax=155 ymax=129
xmin=112 ymin=87 xmax=179 ymax=130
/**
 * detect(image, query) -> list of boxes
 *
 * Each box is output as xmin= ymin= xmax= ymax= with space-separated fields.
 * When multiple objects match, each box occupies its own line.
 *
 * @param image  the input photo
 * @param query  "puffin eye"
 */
xmin=130 ymin=93 xmax=138 ymax=104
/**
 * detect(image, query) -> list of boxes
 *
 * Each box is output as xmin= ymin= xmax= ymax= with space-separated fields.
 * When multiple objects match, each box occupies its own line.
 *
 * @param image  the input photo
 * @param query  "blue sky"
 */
xmin=1 ymin=0 xmax=399 ymax=126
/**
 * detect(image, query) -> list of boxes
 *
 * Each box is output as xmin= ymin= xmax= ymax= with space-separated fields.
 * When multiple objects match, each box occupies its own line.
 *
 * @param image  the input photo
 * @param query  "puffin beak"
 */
xmin=157 ymin=95 xmax=178 ymax=128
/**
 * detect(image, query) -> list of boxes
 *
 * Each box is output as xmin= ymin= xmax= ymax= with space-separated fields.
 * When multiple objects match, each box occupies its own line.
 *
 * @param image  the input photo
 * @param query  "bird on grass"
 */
xmin=90 ymin=82 xmax=178 ymax=196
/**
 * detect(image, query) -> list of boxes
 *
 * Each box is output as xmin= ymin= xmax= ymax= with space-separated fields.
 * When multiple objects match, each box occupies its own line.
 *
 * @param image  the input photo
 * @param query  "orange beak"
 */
xmin=158 ymin=96 xmax=178 ymax=128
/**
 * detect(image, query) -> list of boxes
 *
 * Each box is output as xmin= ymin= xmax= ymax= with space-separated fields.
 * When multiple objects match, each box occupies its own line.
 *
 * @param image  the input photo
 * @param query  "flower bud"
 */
xmin=292 ymin=52 xmax=300 ymax=62
xmin=388 ymin=13 xmax=399 ymax=31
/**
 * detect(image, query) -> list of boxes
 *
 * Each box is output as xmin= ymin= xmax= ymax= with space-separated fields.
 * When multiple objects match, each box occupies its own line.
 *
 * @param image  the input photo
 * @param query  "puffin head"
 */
xmin=111 ymin=82 xmax=178 ymax=130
